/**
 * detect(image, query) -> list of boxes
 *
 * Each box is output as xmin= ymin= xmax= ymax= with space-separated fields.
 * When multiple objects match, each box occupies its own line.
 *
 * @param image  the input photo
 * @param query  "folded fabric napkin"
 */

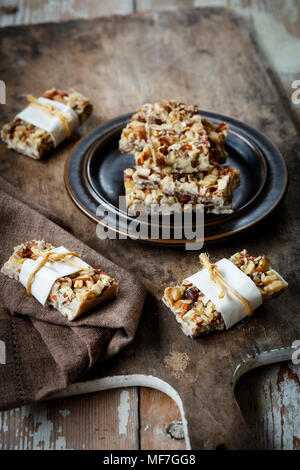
xmin=0 ymin=177 xmax=146 ymax=410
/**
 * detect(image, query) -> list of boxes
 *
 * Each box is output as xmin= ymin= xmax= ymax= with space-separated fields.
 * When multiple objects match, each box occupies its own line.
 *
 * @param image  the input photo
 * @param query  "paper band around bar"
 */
xmin=199 ymin=253 xmax=253 ymax=316
xmin=185 ymin=257 xmax=262 ymax=329
xmin=27 ymin=95 xmax=71 ymax=139
xmin=19 ymin=246 xmax=90 ymax=305
xmin=26 ymin=248 xmax=89 ymax=296
xmin=17 ymin=96 xmax=79 ymax=147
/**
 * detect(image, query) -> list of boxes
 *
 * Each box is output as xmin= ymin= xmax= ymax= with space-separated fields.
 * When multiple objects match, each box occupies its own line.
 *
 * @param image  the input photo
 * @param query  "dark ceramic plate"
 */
xmin=64 ymin=111 xmax=288 ymax=246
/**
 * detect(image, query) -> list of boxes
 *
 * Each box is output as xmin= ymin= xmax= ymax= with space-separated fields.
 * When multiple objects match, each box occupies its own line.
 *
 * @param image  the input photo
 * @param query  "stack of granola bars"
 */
xmin=119 ymin=101 xmax=240 ymax=215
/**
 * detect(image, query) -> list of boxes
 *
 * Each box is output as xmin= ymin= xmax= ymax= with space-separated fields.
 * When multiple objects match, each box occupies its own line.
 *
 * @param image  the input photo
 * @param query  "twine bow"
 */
xmin=26 ymin=247 xmax=88 ymax=296
xmin=199 ymin=253 xmax=253 ymax=316
xmin=26 ymin=94 xmax=71 ymax=138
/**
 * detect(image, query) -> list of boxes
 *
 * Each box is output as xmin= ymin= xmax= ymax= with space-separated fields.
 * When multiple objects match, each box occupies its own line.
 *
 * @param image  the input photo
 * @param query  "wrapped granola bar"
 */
xmin=1 ymin=240 xmax=118 ymax=321
xmin=162 ymin=250 xmax=288 ymax=337
xmin=119 ymin=100 xmax=228 ymax=174
xmin=1 ymin=88 xmax=93 ymax=159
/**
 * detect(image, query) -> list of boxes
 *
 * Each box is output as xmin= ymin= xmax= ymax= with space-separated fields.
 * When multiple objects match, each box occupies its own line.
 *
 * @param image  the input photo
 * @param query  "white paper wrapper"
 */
xmin=17 ymin=97 xmax=79 ymax=146
xmin=19 ymin=246 xmax=89 ymax=305
xmin=185 ymin=258 xmax=262 ymax=329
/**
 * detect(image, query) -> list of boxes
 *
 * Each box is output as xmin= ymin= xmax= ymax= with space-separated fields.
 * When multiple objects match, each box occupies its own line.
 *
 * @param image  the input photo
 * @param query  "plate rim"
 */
xmin=64 ymin=110 xmax=288 ymax=246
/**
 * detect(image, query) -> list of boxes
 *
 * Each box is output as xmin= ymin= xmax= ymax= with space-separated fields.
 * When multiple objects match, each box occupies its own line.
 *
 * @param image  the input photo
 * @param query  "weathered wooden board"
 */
xmin=139 ymin=387 xmax=186 ymax=450
xmin=137 ymin=0 xmax=300 ymax=129
xmin=0 ymin=0 xmax=134 ymax=25
xmin=0 ymin=7 xmax=299 ymax=449
xmin=0 ymin=385 xmax=185 ymax=449
xmin=1 ymin=1 xmax=299 ymax=125
xmin=0 ymin=388 xmax=139 ymax=450
xmin=236 ymin=361 xmax=300 ymax=450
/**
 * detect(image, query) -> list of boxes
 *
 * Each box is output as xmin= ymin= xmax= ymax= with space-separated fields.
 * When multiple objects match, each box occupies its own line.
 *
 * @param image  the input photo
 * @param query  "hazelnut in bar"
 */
xmin=162 ymin=250 xmax=288 ymax=337
xmin=1 ymin=241 xmax=118 ymax=321
xmin=1 ymin=88 xmax=93 ymax=159
xmin=119 ymin=100 xmax=228 ymax=174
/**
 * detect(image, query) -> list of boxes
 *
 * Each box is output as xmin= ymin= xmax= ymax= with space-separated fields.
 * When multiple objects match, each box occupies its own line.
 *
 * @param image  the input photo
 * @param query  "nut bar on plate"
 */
xmin=1 ymin=88 xmax=93 ymax=159
xmin=119 ymin=100 xmax=228 ymax=174
xmin=124 ymin=164 xmax=240 ymax=215
xmin=1 ymin=240 xmax=118 ymax=321
xmin=162 ymin=250 xmax=288 ymax=337
xmin=124 ymin=178 xmax=193 ymax=215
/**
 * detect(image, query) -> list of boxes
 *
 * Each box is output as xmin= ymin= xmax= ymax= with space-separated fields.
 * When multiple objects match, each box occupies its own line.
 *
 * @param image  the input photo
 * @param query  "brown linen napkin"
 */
xmin=0 ymin=177 xmax=146 ymax=410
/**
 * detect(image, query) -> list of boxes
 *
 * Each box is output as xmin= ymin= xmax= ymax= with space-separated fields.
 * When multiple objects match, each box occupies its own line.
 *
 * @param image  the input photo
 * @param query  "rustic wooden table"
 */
xmin=0 ymin=0 xmax=299 ymax=450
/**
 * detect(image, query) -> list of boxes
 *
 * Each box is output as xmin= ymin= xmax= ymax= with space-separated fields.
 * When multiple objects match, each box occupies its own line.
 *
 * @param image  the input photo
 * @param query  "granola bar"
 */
xmin=1 ymin=240 xmax=118 ymax=321
xmin=1 ymin=88 xmax=93 ymax=159
xmin=124 ymin=164 xmax=239 ymax=215
xmin=162 ymin=250 xmax=288 ymax=337
xmin=119 ymin=101 xmax=228 ymax=174
xmin=124 ymin=179 xmax=190 ymax=215
xmin=125 ymin=164 xmax=239 ymax=208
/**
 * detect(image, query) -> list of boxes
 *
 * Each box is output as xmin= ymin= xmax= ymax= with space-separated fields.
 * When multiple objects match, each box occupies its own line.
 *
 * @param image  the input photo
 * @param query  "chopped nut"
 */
xmin=243 ymin=260 xmax=255 ymax=275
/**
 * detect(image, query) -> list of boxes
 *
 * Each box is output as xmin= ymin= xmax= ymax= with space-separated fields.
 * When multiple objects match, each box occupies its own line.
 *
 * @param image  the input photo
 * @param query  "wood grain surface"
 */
xmin=137 ymin=1 xmax=300 ymax=127
xmin=0 ymin=388 xmax=139 ymax=450
xmin=139 ymin=388 xmax=186 ymax=450
xmin=1 ymin=0 xmax=299 ymax=127
xmin=0 ymin=5 xmax=299 ymax=450
xmin=0 ymin=0 xmax=134 ymax=25
xmin=235 ymin=361 xmax=300 ymax=450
